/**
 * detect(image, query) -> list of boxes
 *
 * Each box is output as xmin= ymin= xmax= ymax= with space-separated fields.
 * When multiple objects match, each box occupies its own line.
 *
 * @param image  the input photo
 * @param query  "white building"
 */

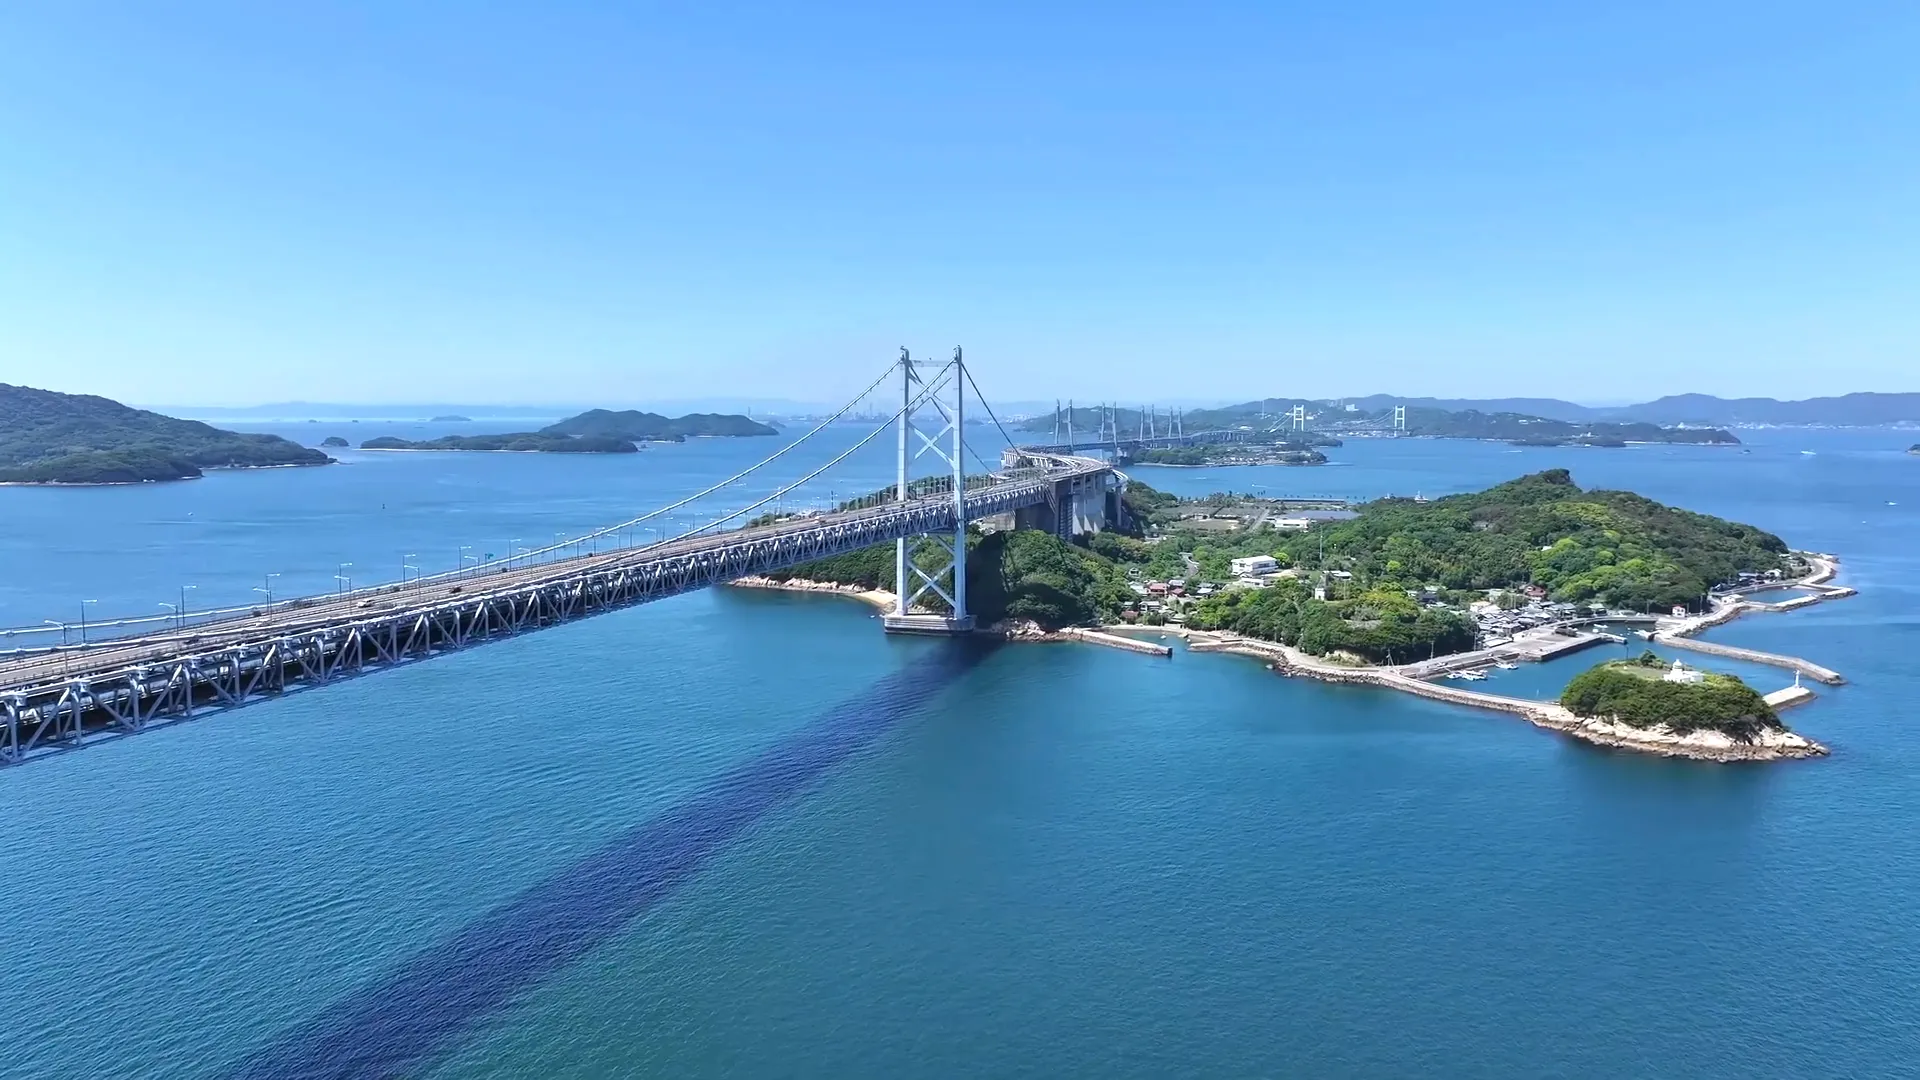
xmin=1662 ymin=660 xmax=1705 ymax=685
xmin=1230 ymin=555 xmax=1278 ymax=577
xmin=1273 ymin=517 xmax=1314 ymax=531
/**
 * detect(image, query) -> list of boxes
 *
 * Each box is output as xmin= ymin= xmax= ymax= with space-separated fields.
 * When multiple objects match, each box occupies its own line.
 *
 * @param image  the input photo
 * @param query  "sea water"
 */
xmin=1 ymin=426 xmax=1917 ymax=1078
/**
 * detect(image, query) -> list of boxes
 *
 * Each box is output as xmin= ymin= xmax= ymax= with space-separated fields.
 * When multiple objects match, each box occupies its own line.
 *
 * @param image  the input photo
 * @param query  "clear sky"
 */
xmin=2 ymin=2 xmax=1915 ymax=408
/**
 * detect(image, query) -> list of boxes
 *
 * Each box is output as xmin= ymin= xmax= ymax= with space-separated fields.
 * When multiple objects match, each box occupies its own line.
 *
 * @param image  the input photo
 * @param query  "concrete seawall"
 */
xmin=1654 ymin=634 xmax=1844 ymax=685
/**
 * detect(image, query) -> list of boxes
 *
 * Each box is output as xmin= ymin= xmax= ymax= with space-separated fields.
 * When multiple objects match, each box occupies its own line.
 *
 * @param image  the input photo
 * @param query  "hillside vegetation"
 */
xmin=1145 ymin=470 xmax=1782 ymax=614
xmin=543 ymin=409 xmax=776 ymax=441
xmin=1562 ymin=653 xmax=1782 ymax=740
xmin=0 ymin=383 xmax=330 ymax=484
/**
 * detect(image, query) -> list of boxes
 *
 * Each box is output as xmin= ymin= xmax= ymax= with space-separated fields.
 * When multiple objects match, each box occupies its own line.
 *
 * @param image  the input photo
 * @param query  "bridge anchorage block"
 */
xmin=880 ymin=614 xmax=976 ymax=636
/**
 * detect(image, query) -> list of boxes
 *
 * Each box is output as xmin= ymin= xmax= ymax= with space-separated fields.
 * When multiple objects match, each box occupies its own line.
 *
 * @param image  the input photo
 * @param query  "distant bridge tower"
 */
xmin=888 ymin=347 xmax=972 ymax=634
xmin=1393 ymin=405 xmax=1406 ymax=436
xmin=1174 ymin=408 xmax=1184 ymax=439
xmin=1291 ymin=404 xmax=1307 ymax=432
xmin=1096 ymin=403 xmax=1119 ymax=454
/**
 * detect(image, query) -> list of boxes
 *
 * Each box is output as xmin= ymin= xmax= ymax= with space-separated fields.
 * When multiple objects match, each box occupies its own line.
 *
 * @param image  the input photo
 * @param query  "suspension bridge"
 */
xmin=0 ymin=349 xmax=1124 ymax=766
xmin=1017 ymin=401 xmax=1257 ymax=458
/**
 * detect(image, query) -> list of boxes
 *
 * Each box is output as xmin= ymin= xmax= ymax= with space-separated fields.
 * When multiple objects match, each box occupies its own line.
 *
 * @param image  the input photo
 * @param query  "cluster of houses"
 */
xmin=1467 ymin=592 xmax=1597 ymax=645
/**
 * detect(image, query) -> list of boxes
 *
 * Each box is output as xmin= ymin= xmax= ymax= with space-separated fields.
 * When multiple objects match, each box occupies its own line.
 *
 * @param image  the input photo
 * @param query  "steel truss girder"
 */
xmin=0 ymin=460 xmax=1110 ymax=766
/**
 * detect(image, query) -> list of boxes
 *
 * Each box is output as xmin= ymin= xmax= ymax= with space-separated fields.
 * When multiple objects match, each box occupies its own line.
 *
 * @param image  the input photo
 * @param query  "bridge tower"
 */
xmin=1393 ymin=405 xmax=1406 ymax=436
xmin=886 ymin=347 xmax=975 ymax=635
xmin=1291 ymin=404 xmax=1307 ymax=432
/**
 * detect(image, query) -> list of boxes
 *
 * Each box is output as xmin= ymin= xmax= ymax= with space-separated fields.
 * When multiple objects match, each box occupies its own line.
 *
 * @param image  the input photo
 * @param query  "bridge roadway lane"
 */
xmin=0 ymin=458 xmax=1108 ymax=694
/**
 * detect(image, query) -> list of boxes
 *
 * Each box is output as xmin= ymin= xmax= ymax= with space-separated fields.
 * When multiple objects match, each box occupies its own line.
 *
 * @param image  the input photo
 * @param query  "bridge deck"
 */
xmin=1 ymin=456 xmax=1112 ymax=764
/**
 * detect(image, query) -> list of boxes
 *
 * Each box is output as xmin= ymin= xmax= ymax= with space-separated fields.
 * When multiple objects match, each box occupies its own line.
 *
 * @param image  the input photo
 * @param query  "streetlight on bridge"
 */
xmin=179 ymin=584 xmax=196 ymax=630
xmin=335 ymin=562 xmax=353 ymax=595
xmin=79 ymin=599 xmax=97 ymax=645
xmin=402 ymin=554 xmax=417 ymax=584
xmin=254 ymin=573 xmax=281 ymax=627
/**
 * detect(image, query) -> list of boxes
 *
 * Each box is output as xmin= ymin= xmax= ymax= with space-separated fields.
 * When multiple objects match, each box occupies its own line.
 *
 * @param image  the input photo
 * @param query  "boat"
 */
xmin=1494 ymin=660 xmax=1518 ymax=670
xmin=1456 ymin=668 xmax=1489 ymax=681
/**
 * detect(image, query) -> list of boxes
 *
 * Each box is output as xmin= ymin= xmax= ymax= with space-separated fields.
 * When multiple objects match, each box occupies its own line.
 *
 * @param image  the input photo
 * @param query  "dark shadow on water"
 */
xmin=230 ymin=640 xmax=997 ymax=1080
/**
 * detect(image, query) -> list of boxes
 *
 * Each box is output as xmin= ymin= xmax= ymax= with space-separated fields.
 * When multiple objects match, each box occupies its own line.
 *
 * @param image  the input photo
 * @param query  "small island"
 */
xmin=0 ymin=383 xmax=330 ymax=484
xmin=361 ymin=433 xmax=639 ymax=453
xmin=360 ymin=408 xmax=778 ymax=453
xmin=1561 ymin=652 xmax=1785 ymax=744
xmin=320 ymin=436 xmax=350 ymax=448
xmin=1908 ymin=444 xmax=1919 ymax=455
xmin=430 ymin=414 xmax=472 ymax=423
xmin=1131 ymin=440 xmax=1328 ymax=466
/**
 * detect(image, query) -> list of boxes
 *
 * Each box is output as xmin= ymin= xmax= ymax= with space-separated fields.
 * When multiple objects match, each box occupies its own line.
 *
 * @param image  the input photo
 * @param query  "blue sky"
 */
xmin=2 ymin=2 xmax=1914 ymax=408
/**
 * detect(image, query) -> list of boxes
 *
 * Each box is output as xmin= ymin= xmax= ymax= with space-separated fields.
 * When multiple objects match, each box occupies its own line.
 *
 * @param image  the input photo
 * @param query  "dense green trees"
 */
xmin=0 ymin=383 xmax=329 ymax=483
xmin=1251 ymin=471 xmax=1784 ymax=612
xmin=1561 ymin=658 xmax=1781 ymax=740
xmin=768 ymin=528 xmax=1128 ymax=630
xmin=1185 ymin=579 xmax=1474 ymax=662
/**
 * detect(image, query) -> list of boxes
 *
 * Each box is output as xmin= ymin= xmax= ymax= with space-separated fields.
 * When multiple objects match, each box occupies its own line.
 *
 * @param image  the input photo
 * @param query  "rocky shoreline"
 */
xmin=1094 ymin=626 xmax=1832 ymax=763
xmin=733 ymin=561 xmax=1844 ymax=764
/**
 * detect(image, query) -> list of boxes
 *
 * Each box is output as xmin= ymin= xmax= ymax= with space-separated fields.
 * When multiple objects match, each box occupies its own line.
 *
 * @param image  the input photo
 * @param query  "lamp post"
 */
xmin=159 ymin=602 xmax=179 ymax=630
xmin=459 ymin=546 xmax=473 ymax=575
xmin=403 ymin=554 xmax=417 ymax=584
xmin=508 ymin=539 xmax=521 ymax=566
xmin=254 ymin=573 xmax=280 ymax=627
xmin=43 ymin=621 xmax=69 ymax=675
xmin=335 ymin=562 xmax=353 ymax=595
xmin=179 ymin=584 xmax=196 ymax=630
xmin=79 ymin=599 xmax=97 ymax=645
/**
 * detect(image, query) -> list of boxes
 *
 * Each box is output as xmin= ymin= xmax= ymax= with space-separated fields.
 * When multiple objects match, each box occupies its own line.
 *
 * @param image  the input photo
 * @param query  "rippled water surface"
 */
xmin=3 ymin=426 xmax=1917 ymax=1078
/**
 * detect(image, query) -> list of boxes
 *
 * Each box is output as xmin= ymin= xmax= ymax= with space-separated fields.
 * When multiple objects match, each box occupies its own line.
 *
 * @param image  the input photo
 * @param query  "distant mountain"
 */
xmin=1599 ymin=393 xmax=1920 ymax=426
xmin=1317 ymin=392 xmax=1920 ymax=426
xmin=0 ymin=383 xmax=331 ymax=485
xmin=150 ymin=402 xmax=571 ymax=420
xmin=542 ymin=410 xmax=777 ymax=440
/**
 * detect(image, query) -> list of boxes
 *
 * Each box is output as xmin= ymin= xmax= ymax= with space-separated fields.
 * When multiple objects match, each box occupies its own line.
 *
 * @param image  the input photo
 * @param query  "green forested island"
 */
xmin=361 ymin=433 xmax=640 ymax=453
xmin=1562 ymin=653 xmax=1782 ymax=741
xmin=362 ymin=408 xmax=777 ymax=452
xmin=320 ymin=436 xmax=350 ymax=448
xmin=0 ymin=383 xmax=331 ymax=484
xmin=1404 ymin=411 xmax=1737 ymax=445
xmin=544 ymin=409 xmax=777 ymax=440
xmin=763 ymin=470 xmax=1786 ymax=664
xmin=1131 ymin=441 xmax=1328 ymax=466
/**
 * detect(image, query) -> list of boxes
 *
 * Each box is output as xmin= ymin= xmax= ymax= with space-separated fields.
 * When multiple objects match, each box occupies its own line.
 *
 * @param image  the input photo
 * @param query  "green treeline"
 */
xmin=764 ymin=529 xmax=1127 ymax=630
xmin=1264 ymin=470 xmax=1782 ymax=612
xmin=1188 ymin=581 xmax=1475 ymax=662
xmin=0 ymin=383 xmax=330 ymax=484
xmin=1561 ymin=654 xmax=1781 ymax=740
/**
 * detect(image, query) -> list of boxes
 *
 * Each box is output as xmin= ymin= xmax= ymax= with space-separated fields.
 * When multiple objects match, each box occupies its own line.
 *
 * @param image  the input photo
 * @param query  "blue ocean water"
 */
xmin=2 ymin=427 xmax=1917 ymax=1078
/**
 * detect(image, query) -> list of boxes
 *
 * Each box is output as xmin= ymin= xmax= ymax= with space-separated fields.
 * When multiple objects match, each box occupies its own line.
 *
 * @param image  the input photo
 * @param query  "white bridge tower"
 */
xmin=885 ymin=347 xmax=975 ymax=634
